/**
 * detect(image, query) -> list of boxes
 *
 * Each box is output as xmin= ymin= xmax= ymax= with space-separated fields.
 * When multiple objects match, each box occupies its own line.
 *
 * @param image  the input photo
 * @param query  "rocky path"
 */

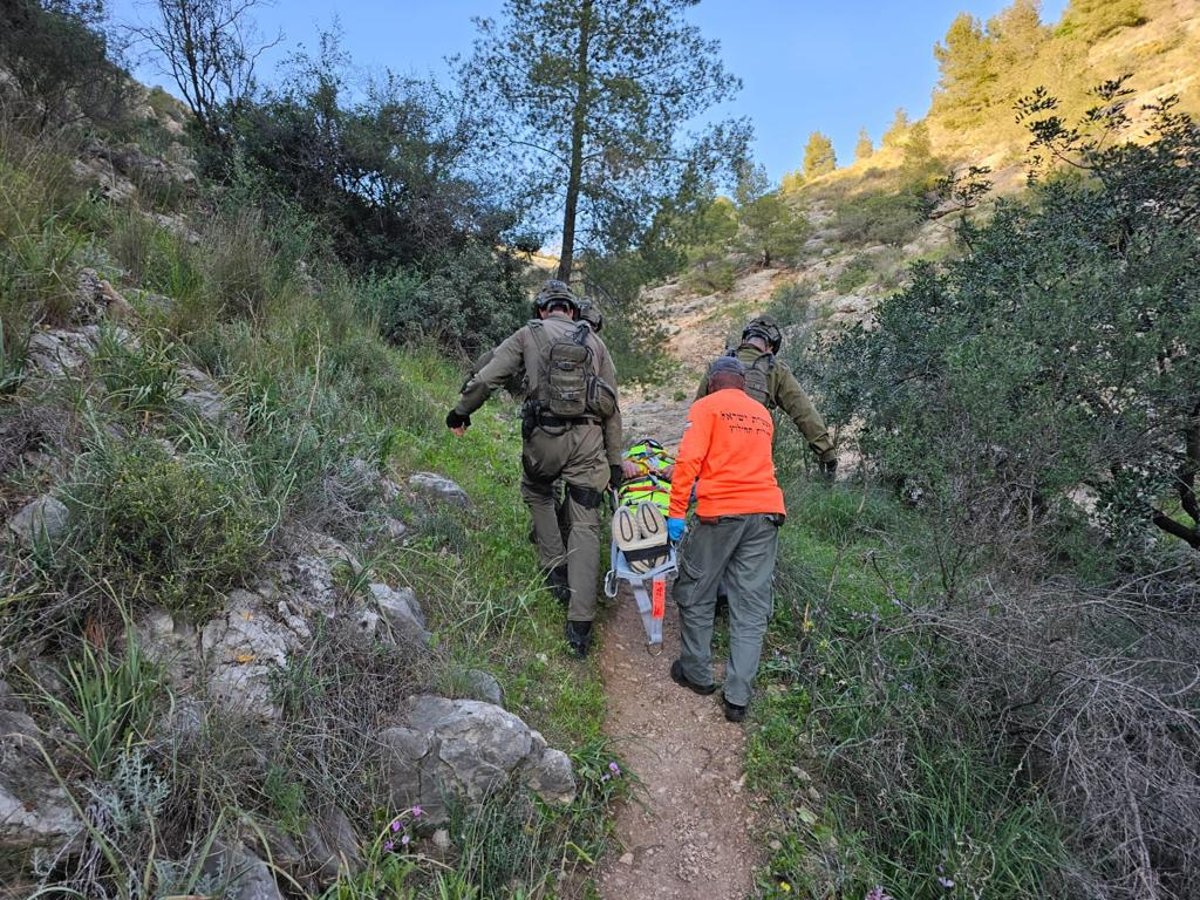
xmin=588 ymin=269 xmax=793 ymax=899
xmin=594 ymin=585 xmax=761 ymax=900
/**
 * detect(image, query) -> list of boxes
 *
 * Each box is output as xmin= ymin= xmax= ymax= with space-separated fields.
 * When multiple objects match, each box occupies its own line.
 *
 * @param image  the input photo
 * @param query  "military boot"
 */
xmin=544 ymin=565 xmax=570 ymax=605
xmin=565 ymin=620 xmax=593 ymax=659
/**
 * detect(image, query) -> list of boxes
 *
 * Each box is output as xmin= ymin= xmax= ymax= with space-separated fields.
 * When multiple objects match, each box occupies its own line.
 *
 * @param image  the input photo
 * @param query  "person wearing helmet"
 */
xmin=446 ymin=279 xmax=623 ymax=659
xmin=696 ymin=316 xmax=838 ymax=481
xmin=577 ymin=300 xmax=603 ymax=334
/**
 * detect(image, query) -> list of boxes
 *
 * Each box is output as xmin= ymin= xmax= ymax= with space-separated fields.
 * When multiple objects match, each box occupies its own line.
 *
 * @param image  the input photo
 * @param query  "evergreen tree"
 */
xmin=734 ymin=163 xmax=807 ymax=267
xmin=882 ymin=108 xmax=910 ymax=148
xmin=854 ymin=127 xmax=874 ymax=161
xmin=802 ymin=131 xmax=836 ymax=178
xmin=460 ymin=0 xmax=748 ymax=280
xmin=932 ymin=12 xmax=995 ymax=120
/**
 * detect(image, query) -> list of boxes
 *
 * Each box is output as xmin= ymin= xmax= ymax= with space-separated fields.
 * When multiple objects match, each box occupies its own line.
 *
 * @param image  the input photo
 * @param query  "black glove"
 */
xmin=446 ymin=409 xmax=471 ymax=430
xmin=609 ymin=464 xmax=623 ymax=491
xmin=819 ymin=456 xmax=838 ymax=483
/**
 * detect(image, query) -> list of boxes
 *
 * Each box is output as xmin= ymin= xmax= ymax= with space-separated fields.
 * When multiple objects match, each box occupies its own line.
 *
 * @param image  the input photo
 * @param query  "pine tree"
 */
xmin=802 ymin=131 xmax=836 ymax=179
xmin=854 ymin=127 xmax=874 ymax=161
xmin=882 ymin=108 xmax=910 ymax=149
xmin=932 ymin=12 xmax=995 ymax=120
xmin=460 ymin=0 xmax=748 ymax=279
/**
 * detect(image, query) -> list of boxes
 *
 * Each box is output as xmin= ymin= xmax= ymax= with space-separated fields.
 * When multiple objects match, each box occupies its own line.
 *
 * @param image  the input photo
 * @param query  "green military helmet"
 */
xmin=534 ymin=279 xmax=580 ymax=316
xmin=742 ymin=317 xmax=783 ymax=354
xmin=577 ymin=299 xmax=603 ymax=333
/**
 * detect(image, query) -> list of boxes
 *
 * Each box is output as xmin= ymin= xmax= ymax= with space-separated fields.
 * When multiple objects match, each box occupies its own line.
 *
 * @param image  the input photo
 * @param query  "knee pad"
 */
xmin=568 ymin=483 xmax=604 ymax=509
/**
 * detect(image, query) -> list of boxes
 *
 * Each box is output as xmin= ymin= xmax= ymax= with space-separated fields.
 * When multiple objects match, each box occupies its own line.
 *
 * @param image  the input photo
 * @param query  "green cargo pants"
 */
xmin=673 ymin=513 xmax=781 ymax=707
xmin=520 ymin=420 xmax=610 ymax=622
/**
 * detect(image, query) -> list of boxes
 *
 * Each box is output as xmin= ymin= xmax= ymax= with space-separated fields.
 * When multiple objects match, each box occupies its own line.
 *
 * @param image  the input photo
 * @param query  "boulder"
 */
xmin=5 ymin=496 xmax=68 ymax=548
xmin=301 ymin=806 xmax=363 ymax=881
xmin=461 ymin=669 xmax=504 ymax=707
xmin=200 ymin=590 xmax=306 ymax=719
xmin=177 ymin=388 xmax=229 ymax=424
xmin=378 ymin=696 xmax=576 ymax=827
xmin=408 ymin=472 xmax=470 ymax=508
xmin=203 ymin=841 xmax=284 ymax=900
xmin=370 ymin=583 xmax=430 ymax=645
xmin=0 ymin=682 xmax=79 ymax=852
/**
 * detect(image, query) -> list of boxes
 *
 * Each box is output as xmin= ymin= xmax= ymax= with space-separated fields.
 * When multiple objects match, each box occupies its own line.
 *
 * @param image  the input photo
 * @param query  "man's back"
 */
xmin=670 ymin=387 xmax=785 ymax=519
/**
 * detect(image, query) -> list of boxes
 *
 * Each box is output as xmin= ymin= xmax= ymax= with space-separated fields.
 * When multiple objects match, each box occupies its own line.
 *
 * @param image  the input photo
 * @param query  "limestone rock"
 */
xmin=408 ymin=472 xmax=470 ymax=508
xmin=203 ymin=841 xmax=284 ymax=900
xmin=378 ymin=696 xmax=576 ymax=827
xmin=200 ymin=590 xmax=305 ymax=719
xmin=301 ymin=806 xmax=363 ymax=881
xmin=461 ymin=669 xmax=504 ymax=707
xmin=5 ymin=496 xmax=68 ymax=547
xmin=0 ymin=684 xmax=79 ymax=852
xmin=370 ymin=583 xmax=430 ymax=644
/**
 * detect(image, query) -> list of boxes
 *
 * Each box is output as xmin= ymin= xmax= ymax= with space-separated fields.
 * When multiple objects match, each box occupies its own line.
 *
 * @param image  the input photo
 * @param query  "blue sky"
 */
xmin=113 ymin=0 xmax=1070 ymax=182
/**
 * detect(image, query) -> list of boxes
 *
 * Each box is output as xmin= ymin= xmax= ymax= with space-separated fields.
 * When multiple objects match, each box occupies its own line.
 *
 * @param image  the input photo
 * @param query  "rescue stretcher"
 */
xmin=603 ymin=485 xmax=677 ymax=653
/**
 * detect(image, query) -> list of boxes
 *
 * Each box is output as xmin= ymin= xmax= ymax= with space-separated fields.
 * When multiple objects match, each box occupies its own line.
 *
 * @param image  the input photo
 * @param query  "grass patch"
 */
xmin=56 ymin=431 xmax=278 ymax=619
xmin=746 ymin=477 xmax=1068 ymax=899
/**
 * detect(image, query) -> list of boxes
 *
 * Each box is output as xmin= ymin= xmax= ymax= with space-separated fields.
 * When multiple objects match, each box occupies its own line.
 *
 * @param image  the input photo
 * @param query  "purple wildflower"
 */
xmin=391 ymin=820 xmax=401 ymax=833
xmin=412 ymin=805 xmax=423 ymax=818
xmin=609 ymin=761 xmax=621 ymax=775
xmin=384 ymin=840 xmax=394 ymax=852
xmin=937 ymin=876 xmax=956 ymax=889
xmin=401 ymin=834 xmax=411 ymax=846
xmin=865 ymin=888 xmax=894 ymax=900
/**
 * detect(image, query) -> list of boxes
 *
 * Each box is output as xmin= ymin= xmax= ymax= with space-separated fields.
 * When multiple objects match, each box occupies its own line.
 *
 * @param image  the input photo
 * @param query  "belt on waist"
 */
xmin=539 ymin=415 xmax=602 ymax=428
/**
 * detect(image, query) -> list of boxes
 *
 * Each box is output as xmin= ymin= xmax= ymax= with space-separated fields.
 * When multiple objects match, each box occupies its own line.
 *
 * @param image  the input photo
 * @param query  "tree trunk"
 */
xmin=557 ymin=0 xmax=592 ymax=282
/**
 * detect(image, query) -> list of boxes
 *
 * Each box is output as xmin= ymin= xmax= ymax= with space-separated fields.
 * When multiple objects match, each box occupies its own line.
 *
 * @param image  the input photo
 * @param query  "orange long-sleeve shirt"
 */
xmin=668 ymin=388 xmax=785 ymax=520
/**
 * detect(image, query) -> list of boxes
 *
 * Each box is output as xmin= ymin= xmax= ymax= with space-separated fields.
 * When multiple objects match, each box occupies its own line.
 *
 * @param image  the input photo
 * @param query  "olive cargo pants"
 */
xmin=672 ymin=513 xmax=781 ymax=706
xmin=520 ymin=420 xmax=610 ymax=623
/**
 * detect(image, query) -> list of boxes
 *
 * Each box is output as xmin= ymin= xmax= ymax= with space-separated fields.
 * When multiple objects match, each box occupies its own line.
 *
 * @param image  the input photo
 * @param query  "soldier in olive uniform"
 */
xmin=446 ymin=280 xmax=622 ymax=658
xmin=696 ymin=316 xmax=837 ymax=479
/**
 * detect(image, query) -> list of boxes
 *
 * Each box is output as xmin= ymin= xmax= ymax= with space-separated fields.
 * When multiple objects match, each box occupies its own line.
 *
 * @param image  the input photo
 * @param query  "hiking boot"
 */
xmin=565 ymin=620 xmax=593 ymax=659
xmin=544 ymin=565 xmax=570 ymax=605
xmin=721 ymin=691 xmax=747 ymax=723
xmin=670 ymin=659 xmax=716 ymax=696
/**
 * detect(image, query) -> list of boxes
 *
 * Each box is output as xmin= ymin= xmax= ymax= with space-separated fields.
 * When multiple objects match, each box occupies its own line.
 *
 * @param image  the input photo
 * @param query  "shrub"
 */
xmin=833 ymin=255 xmax=874 ymax=293
xmin=364 ymin=244 xmax=527 ymax=358
xmin=679 ymin=259 xmax=735 ymax=295
xmin=0 ymin=0 xmax=131 ymax=131
xmin=58 ymin=434 xmax=277 ymax=618
xmin=831 ymin=191 xmax=925 ymax=247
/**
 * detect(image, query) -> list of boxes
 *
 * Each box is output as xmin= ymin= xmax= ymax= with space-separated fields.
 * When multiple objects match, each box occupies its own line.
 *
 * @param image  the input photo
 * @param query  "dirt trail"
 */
xmin=589 ymin=270 xmax=789 ymax=898
xmin=594 ymin=584 xmax=761 ymax=900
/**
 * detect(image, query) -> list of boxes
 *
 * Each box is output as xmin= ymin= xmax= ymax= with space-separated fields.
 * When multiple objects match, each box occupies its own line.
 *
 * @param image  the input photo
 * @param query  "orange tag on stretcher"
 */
xmin=651 ymin=578 xmax=666 ymax=620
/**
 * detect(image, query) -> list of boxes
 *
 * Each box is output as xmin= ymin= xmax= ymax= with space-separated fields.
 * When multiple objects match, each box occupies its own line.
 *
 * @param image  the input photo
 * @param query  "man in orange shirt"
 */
xmin=666 ymin=356 xmax=786 ymax=723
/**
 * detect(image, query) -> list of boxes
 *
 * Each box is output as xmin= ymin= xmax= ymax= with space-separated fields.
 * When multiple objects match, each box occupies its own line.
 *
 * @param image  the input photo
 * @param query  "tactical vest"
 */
xmin=728 ymin=348 xmax=776 ymax=408
xmin=529 ymin=320 xmax=616 ymax=419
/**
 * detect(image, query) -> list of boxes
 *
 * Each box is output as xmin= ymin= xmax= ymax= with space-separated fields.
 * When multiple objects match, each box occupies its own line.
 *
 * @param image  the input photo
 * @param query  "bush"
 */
xmin=363 ymin=244 xmax=527 ymax=359
xmin=815 ymin=83 xmax=1200 ymax=896
xmin=831 ymin=191 xmax=926 ymax=247
xmin=833 ymin=255 xmax=874 ymax=293
xmin=0 ymin=0 xmax=131 ymax=130
xmin=679 ymin=259 xmax=735 ymax=295
xmin=58 ymin=434 xmax=277 ymax=618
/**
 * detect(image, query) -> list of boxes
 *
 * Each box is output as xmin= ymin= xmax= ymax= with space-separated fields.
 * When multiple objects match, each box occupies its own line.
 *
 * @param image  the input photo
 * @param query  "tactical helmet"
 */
xmin=742 ymin=317 xmax=782 ymax=354
xmin=534 ymin=279 xmax=579 ymax=315
xmin=578 ymin=300 xmax=603 ymax=333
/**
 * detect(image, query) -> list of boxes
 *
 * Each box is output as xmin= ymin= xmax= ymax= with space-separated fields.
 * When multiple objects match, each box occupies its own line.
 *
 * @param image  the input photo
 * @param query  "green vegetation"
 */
xmin=787 ymin=81 xmax=1200 ymax=898
xmin=802 ymin=131 xmax=837 ymax=179
xmin=0 ymin=6 xmax=627 ymax=895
